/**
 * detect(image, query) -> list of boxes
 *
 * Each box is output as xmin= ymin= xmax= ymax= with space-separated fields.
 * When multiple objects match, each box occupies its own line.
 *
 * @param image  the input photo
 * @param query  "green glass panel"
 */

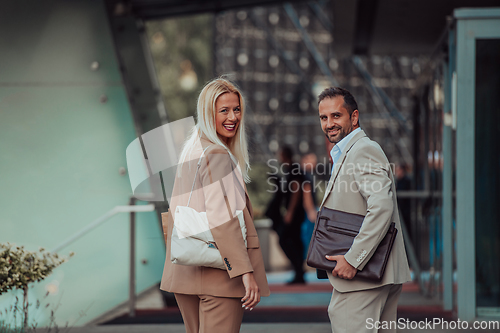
xmin=475 ymin=38 xmax=500 ymax=308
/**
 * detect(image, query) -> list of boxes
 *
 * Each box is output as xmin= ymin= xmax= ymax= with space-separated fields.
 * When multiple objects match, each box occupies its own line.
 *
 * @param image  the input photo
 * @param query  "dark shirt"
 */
xmin=283 ymin=167 xmax=306 ymax=226
xmin=303 ymin=171 xmax=318 ymax=208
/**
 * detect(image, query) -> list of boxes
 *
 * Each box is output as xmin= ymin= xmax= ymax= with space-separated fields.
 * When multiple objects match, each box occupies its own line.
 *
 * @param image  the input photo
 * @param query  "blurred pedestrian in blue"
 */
xmin=301 ymin=153 xmax=319 ymax=259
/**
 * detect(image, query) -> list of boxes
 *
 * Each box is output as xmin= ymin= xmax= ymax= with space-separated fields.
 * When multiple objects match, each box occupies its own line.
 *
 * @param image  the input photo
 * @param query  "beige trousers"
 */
xmin=174 ymin=293 xmax=245 ymax=333
xmin=327 ymin=282 xmax=402 ymax=333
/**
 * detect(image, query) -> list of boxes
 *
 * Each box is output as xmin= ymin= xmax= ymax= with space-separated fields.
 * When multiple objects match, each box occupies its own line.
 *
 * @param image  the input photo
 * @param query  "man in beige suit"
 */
xmin=317 ymin=87 xmax=411 ymax=333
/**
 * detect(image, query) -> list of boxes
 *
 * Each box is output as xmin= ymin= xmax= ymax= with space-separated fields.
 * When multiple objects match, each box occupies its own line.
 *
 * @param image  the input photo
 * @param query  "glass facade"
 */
xmin=475 ymin=38 xmax=500 ymax=309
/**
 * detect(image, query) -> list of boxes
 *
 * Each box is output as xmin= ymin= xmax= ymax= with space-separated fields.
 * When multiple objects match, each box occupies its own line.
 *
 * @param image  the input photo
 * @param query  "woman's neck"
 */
xmin=218 ymin=134 xmax=229 ymax=145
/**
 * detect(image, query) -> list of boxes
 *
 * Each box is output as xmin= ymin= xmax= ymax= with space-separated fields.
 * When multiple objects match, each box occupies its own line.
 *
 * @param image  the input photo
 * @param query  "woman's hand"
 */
xmin=241 ymin=272 xmax=260 ymax=310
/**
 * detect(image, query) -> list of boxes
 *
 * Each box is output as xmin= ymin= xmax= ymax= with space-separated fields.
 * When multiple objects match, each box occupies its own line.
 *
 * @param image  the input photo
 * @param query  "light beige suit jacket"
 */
xmin=321 ymin=130 xmax=411 ymax=293
xmin=160 ymin=135 xmax=270 ymax=298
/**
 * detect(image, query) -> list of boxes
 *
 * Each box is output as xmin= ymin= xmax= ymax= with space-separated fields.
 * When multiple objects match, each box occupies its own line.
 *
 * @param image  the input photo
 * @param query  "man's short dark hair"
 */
xmin=318 ymin=87 xmax=358 ymax=116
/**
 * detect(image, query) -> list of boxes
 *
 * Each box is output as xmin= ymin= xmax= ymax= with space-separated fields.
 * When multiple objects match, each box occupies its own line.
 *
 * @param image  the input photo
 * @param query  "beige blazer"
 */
xmin=320 ymin=130 xmax=411 ymax=293
xmin=160 ymin=135 xmax=270 ymax=298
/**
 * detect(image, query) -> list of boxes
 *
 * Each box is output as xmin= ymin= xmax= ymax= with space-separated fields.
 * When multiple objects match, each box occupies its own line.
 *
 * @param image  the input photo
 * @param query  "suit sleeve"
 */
xmin=343 ymin=145 xmax=394 ymax=271
xmin=199 ymin=146 xmax=253 ymax=278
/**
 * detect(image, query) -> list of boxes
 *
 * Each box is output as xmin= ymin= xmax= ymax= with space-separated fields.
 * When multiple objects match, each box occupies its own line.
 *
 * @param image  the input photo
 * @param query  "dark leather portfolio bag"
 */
xmin=306 ymin=206 xmax=397 ymax=282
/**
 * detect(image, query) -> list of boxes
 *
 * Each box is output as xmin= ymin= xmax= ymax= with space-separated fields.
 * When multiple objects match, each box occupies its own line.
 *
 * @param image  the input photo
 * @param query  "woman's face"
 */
xmin=215 ymin=92 xmax=241 ymax=143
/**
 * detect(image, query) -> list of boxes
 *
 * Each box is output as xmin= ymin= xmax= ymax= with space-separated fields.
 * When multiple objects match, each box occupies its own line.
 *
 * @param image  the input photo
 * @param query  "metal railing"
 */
xmin=51 ymin=197 xmax=155 ymax=317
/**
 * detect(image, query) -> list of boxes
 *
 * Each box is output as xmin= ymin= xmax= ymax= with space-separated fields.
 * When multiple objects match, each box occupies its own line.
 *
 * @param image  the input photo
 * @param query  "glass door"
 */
xmin=454 ymin=8 xmax=500 ymax=320
xmin=474 ymin=38 xmax=500 ymax=317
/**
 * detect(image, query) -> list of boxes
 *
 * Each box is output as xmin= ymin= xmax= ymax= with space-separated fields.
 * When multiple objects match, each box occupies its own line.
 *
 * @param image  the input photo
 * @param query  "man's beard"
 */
xmin=325 ymin=126 xmax=351 ymax=144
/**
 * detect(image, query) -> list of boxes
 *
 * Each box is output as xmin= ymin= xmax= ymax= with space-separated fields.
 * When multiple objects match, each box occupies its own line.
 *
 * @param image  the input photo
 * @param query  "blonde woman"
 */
xmin=160 ymin=77 xmax=270 ymax=333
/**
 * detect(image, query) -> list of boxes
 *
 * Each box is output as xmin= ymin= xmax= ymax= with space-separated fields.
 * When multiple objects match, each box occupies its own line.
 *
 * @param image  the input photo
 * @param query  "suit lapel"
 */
xmin=320 ymin=130 xmax=367 ymax=207
xmin=320 ymin=153 xmax=347 ymax=207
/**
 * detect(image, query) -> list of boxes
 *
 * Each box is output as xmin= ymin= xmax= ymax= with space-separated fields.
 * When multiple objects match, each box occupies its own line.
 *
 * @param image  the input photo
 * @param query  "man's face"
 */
xmin=319 ymin=96 xmax=359 ymax=144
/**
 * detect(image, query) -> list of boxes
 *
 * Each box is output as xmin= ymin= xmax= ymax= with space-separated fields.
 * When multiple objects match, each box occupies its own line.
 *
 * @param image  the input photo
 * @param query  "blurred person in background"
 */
xmin=266 ymin=145 xmax=306 ymax=284
xmin=280 ymin=146 xmax=307 ymax=284
xmin=160 ymin=78 xmax=269 ymax=333
xmin=265 ymin=170 xmax=284 ymax=236
xmin=301 ymin=153 xmax=319 ymax=258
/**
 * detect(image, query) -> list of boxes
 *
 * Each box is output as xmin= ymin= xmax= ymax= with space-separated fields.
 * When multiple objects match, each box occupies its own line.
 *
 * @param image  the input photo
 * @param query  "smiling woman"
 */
xmin=160 ymin=77 xmax=269 ymax=333
xmin=215 ymin=92 xmax=241 ymax=143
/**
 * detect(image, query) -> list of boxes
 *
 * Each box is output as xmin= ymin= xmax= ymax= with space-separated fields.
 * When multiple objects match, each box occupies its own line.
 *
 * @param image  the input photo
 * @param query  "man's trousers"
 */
xmin=327 ymin=278 xmax=403 ymax=333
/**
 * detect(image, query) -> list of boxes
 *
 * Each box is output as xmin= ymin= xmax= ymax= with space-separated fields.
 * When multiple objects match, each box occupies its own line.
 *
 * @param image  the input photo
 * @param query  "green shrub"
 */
xmin=0 ymin=244 xmax=72 ymax=331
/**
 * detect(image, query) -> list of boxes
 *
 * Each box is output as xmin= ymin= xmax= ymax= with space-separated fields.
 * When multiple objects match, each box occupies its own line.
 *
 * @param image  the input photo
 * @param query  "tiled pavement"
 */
xmin=71 ymin=271 xmax=498 ymax=333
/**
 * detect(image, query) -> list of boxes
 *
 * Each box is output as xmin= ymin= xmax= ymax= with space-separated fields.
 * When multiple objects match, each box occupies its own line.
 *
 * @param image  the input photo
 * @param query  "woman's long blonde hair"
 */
xmin=178 ymin=77 xmax=251 ymax=183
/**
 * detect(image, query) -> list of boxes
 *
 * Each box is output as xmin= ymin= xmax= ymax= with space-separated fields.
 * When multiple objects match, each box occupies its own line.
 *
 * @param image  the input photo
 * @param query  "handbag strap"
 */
xmin=186 ymin=145 xmax=244 ymax=224
xmin=187 ymin=145 xmax=212 ymax=207
xmin=222 ymin=155 xmax=244 ymax=221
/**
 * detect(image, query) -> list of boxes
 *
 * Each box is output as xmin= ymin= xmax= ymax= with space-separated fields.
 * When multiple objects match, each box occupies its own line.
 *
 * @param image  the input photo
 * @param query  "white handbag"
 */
xmin=170 ymin=146 xmax=247 ymax=270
